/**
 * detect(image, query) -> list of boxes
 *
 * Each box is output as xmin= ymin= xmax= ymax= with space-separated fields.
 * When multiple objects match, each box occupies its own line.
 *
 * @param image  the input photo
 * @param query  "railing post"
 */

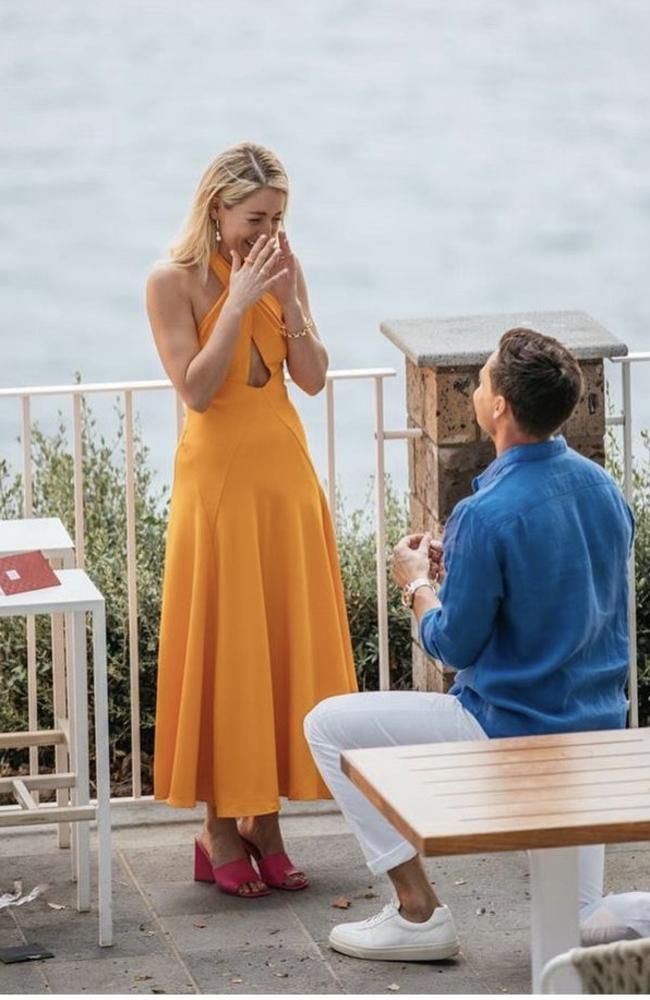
xmin=374 ymin=376 xmax=390 ymax=691
xmin=175 ymin=392 xmax=184 ymax=440
xmin=124 ymin=391 xmax=142 ymax=795
xmin=21 ymin=395 xmax=39 ymax=791
xmin=326 ymin=378 xmax=336 ymax=517
xmin=72 ymin=394 xmax=85 ymax=569
xmin=622 ymin=362 xmax=639 ymax=728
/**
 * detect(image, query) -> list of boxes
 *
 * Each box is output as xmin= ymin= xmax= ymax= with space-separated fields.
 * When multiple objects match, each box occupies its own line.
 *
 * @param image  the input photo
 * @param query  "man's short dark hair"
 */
xmin=490 ymin=328 xmax=584 ymax=437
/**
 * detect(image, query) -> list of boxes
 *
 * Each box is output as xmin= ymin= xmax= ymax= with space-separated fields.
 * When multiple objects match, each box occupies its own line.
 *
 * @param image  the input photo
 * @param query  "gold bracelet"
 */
xmin=282 ymin=316 xmax=314 ymax=339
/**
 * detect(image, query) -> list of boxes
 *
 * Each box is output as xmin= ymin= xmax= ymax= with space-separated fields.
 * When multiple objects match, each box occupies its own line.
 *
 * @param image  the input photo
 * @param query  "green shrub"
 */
xmin=0 ymin=404 xmax=412 ymax=795
xmin=607 ymin=430 xmax=650 ymax=727
xmin=336 ymin=482 xmax=412 ymax=692
xmin=0 ymin=402 xmax=167 ymax=795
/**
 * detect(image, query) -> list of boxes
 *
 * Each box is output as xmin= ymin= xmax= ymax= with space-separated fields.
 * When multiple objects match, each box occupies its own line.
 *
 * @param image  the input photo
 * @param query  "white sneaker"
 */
xmin=329 ymin=899 xmax=460 ymax=962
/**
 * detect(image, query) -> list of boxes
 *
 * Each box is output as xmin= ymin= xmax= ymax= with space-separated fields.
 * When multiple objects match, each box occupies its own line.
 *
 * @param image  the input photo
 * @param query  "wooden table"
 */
xmin=342 ymin=727 xmax=650 ymax=993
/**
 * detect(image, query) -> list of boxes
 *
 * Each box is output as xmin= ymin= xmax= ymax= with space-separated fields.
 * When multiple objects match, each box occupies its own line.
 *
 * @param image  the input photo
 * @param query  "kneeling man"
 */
xmin=305 ymin=328 xmax=641 ymax=961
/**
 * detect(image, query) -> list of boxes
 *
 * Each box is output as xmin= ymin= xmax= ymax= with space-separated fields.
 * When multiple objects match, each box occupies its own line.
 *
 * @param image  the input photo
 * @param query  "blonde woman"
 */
xmin=146 ymin=143 xmax=357 ymax=898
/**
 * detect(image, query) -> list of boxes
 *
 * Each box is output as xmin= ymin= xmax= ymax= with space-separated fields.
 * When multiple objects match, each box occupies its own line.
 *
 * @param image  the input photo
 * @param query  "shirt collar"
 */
xmin=472 ymin=436 xmax=567 ymax=492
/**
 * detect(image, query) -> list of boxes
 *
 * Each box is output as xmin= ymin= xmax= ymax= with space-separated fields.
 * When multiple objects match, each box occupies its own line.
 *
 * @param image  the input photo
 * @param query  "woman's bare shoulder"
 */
xmin=147 ymin=260 xmax=193 ymax=296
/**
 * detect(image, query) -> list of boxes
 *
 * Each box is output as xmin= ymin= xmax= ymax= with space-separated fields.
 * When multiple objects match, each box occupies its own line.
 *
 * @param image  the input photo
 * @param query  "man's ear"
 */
xmin=493 ymin=394 xmax=507 ymax=420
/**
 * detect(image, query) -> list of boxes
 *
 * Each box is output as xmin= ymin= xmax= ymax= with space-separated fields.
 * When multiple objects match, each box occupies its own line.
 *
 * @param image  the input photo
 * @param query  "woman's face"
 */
xmin=212 ymin=187 xmax=286 ymax=261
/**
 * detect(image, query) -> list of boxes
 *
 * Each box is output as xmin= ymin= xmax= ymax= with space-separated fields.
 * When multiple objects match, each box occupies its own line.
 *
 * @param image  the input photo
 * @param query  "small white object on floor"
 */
xmin=0 ymin=881 xmax=48 ymax=910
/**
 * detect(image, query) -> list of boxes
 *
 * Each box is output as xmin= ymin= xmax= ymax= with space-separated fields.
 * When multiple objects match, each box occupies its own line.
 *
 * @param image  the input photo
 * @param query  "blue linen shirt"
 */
xmin=420 ymin=437 xmax=634 ymax=738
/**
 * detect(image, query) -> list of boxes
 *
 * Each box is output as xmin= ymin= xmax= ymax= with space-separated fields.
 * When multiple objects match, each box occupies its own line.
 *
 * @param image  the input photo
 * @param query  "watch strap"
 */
xmin=401 ymin=577 xmax=435 ymax=608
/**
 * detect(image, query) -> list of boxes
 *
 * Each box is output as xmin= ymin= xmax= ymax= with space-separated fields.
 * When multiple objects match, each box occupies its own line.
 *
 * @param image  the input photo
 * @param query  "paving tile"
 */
xmin=451 ymin=893 xmax=529 ymax=934
xmin=0 ymin=911 xmax=19 ymax=936
xmin=320 ymin=942 xmax=488 ymax=995
xmin=185 ymin=944 xmax=342 ymax=995
xmin=606 ymin=841 xmax=650 ymax=854
xmin=122 ymin=844 xmax=193 ymax=883
xmin=287 ymin=876 xmax=386 ymax=940
xmin=461 ymin=925 xmax=531 ymax=975
xmin=143 ymin=880 xmax=291 ymax=918
xmin=7 ymin=916 xmax=168 ymax=964
xmin=285 ymin=833 xmax=368 ymax=874
xmin=0 ymin=958 xmax=51 ymax=994
xmin=12 ymin=887 xmax=148 ymax=929
xmin=161 ymin=906 xmax=308 ymax=953
xmin=5 ymin=851 xmax=148 ymax=925
xmin=482 ymin=972 xmax=532 ymax=995
xmin=604 ymin=847 xmax=650 ymax=890
xmin=41 ymin=953 xmax=196 ymax=994
xmin=3 ymin=815 xmax=650 ymax=995
xmin=0 ymin=914 xmax=51 ymax=994
xmin=0 ymin=829 xmax=60 ymax=859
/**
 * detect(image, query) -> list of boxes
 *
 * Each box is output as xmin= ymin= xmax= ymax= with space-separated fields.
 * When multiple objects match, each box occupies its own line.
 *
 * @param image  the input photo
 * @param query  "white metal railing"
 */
xmin=606 ymin=351 xmax=650 ymax=728
xmin=0 ymin=353 xmax=645 ymax=800
xmin=0 ymin=368 xmax=416 ymax=801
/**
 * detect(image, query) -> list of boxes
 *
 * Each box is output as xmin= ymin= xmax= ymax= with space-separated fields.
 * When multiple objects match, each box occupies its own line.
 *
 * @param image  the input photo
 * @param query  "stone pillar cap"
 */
xmin=381 ymin=310 xmax=628 ymax=368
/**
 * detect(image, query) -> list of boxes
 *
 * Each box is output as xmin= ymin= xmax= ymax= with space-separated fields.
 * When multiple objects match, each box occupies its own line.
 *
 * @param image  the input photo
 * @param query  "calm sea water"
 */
xmin=1 ymin=0 xmax=649 ymax=504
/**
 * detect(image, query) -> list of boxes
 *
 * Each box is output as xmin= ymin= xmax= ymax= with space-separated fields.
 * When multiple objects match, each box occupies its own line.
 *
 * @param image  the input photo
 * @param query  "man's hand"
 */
xmin=391 ymin=532 xmax=433 ymax=588
xmin=428 ymin=538 xmax=445 ymax=584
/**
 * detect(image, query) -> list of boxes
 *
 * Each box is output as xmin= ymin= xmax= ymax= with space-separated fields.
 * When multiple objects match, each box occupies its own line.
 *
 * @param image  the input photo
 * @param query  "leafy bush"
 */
xmin=336 ymin=484 xmax=412 ymax=691
xmin=0 ymin=403 xmax=167 ymax=795
xmin=607 ymin=430 xmax=650 ymax=727
xmin=0 ymin=405 xmax=412 ymax=795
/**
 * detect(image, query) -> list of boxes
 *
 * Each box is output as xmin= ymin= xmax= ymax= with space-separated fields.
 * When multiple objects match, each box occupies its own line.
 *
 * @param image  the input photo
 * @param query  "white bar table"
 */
xmin=0 ymin=517 xmax=76 ymax=852
xmin=0 ymin=518 xmax=75 ymax=564
xmin=0 ymin=569 xmax=113 ymax=947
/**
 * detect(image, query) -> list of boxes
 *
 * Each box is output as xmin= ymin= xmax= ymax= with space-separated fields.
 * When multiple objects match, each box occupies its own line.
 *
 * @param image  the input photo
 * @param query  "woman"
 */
xmin=147 ymin=142 xmax=358 ymax=898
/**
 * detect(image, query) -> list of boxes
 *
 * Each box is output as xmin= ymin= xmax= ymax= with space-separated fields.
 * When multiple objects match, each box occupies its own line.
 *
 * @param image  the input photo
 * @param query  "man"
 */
xmin=304 ymin=328 xmax=641 ymax=962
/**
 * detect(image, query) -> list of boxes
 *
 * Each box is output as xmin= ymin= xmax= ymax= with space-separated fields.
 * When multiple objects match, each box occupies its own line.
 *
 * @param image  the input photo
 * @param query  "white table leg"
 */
xmin=529 ymin=846 xmax=581 ymax=993
xmin=64 ymin=612 xmax=78 ymax=882
xmin=92 ymin=602 xmax=113 ymax=946
xmin=51 ymin=610 xmax=71 ymax=849
xmin=69 ymin=610 xmax=90 ymax=911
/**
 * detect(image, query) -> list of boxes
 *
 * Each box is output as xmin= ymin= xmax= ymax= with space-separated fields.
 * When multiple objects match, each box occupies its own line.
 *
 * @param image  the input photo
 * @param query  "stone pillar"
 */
xmin=381 ymin=310 xmax=627 ymax=693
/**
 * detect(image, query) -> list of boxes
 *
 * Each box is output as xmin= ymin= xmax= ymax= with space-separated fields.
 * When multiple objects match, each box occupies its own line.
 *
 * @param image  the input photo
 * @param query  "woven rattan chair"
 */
xmin=540 ymin=937 xmax=650 ymax=994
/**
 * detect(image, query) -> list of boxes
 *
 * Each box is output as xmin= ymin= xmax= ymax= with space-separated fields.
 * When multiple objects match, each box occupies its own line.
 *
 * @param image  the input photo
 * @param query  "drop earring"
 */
xmin=214 ymin=217 xmax=222 ymax=243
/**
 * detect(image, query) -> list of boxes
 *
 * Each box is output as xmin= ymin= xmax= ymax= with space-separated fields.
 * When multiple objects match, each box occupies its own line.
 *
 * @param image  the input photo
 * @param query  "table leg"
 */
xmin=26 ymin=615 xmax=39 ymax=803
xmin=64 ymin=613 xmax=78 ymax=882
xmin=52 ymin=611 xmax=71 ymax=849
xmin=68 ymin=610 xmax=90 ymax=911
xmin=529 ymin=846 xmax=581 ymax=993
xmin=92 ymin=603 xmax=113 ymax=947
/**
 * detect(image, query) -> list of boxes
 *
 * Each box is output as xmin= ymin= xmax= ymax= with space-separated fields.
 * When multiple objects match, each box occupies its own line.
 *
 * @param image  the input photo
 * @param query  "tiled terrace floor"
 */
xmin=1 ymin=801 xmax=649 ymax=995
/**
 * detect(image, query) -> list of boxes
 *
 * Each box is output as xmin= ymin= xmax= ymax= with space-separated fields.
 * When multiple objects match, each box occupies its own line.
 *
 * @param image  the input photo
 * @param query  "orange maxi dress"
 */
xmin=153 ymin=252 xmax=358 ymax=815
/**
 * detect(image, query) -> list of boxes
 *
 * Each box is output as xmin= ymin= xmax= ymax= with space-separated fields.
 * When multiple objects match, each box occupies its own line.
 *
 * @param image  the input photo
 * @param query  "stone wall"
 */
xmin=382 ymin=312 xmax=627 ymax=694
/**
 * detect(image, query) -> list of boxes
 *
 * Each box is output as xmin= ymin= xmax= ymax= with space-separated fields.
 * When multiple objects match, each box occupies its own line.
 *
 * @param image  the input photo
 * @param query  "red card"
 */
xmin=0 ymin=550 xmax=61 ymax=596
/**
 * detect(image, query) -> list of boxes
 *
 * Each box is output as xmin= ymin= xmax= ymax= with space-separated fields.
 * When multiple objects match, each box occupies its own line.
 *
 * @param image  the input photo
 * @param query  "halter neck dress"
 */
xmin=153 ymin=252 xmax=358 ymax=814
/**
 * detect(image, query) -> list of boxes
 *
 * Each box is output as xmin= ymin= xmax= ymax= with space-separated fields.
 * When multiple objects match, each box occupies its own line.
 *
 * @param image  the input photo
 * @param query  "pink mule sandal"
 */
xmin=193 ymin=837 xmax=270 ymax=898
xmin=240 ymin=836 xmax=309 ymax=891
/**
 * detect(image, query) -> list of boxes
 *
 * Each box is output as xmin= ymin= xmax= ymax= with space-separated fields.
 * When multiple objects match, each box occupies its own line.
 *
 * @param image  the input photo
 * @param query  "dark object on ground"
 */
xmin=0 ymin=942 xmax=54 ymax=963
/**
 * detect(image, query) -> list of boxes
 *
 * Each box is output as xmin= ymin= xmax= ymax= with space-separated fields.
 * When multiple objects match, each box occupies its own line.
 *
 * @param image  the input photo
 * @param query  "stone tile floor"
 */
xmin=1 ymin=801 xmax=649 ymax=995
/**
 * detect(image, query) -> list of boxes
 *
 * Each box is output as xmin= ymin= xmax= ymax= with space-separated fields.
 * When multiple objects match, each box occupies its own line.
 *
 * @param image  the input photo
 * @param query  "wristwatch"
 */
xmin=401 ymin=577 xmax=436 ymax=609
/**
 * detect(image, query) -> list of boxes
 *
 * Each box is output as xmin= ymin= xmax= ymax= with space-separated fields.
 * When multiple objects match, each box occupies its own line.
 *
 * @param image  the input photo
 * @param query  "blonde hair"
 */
xmin=170 ymin=142 xmax=289 ymax=276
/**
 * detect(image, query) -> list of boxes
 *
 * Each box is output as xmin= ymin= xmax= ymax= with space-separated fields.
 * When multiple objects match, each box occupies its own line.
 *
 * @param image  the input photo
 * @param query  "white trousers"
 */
xmin=304 ymin=691 xmax=606 ymax=908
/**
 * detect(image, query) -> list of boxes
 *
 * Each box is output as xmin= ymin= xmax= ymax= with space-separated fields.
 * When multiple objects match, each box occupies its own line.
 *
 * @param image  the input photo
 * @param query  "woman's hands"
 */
xmin=227 ymin=235 xmax=288 ymax=313
xmin=271 ymin=231 xmax=300 ymax=309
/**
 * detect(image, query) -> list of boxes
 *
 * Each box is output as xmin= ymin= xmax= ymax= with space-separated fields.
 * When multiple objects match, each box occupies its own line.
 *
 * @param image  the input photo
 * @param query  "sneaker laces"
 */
xmin=359 ymin=901 xmax=398 ymax=929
